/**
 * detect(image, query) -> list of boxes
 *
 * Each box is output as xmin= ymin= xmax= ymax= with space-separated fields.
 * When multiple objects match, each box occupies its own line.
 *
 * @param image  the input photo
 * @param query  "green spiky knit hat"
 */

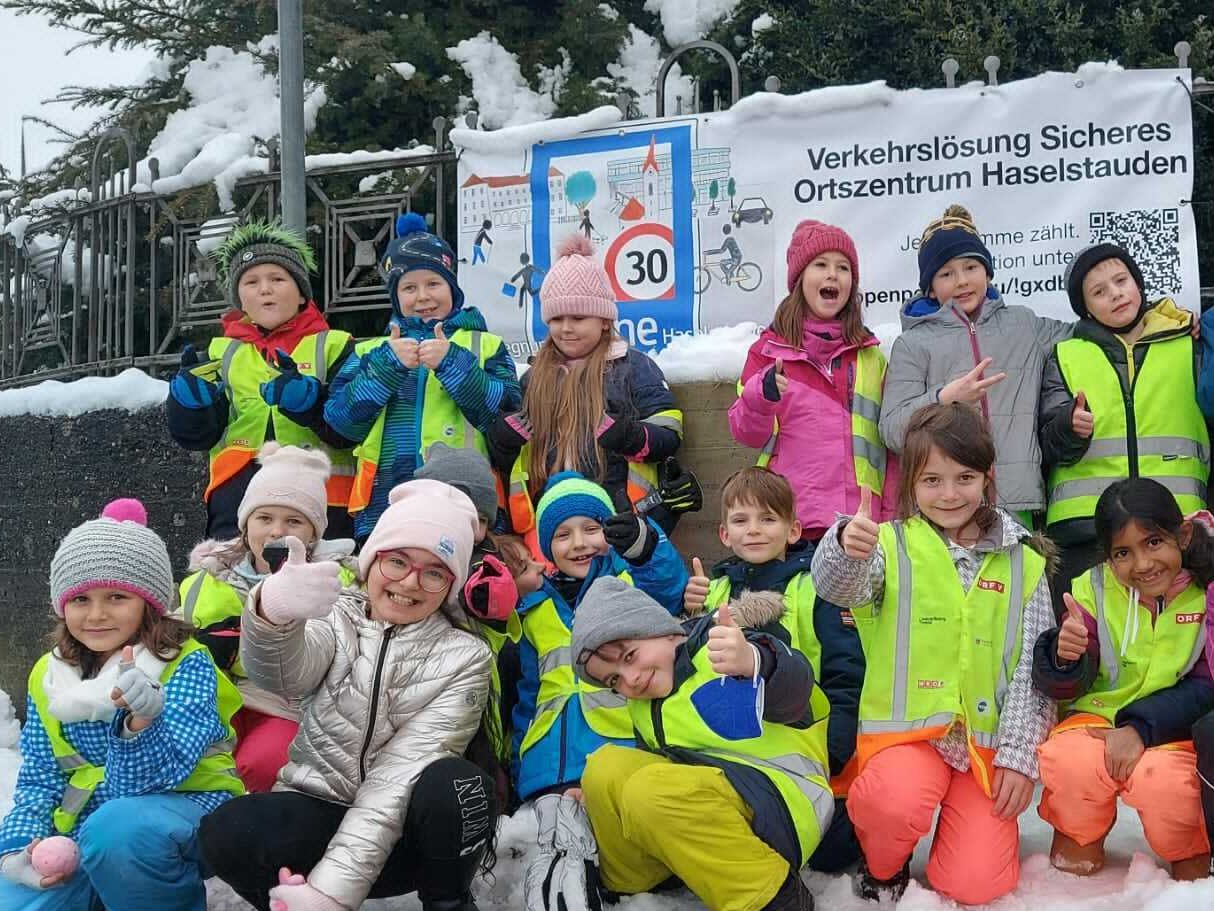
xmin=212 ymin=220 xmax=317 ymax=307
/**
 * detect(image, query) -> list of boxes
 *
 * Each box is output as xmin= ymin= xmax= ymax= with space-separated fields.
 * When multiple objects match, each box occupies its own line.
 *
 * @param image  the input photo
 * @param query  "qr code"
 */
xmin=1089 ymin=208 xmax=1180 ymax=296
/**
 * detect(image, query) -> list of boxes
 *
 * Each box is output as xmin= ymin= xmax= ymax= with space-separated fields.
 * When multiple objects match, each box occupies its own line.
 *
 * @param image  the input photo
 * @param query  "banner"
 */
xmin=455 ymin=66 xmax=1199 ymax=355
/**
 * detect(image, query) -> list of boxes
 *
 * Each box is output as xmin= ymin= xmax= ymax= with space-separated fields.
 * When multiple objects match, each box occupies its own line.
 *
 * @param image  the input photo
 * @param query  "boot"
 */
xmin=1171 ymin=853 xmax=1212 ymax=881
xmin=421 ymin=895 xmax=480 ymax=911
xmin=854 ymin=860 xmax=909 ymax=903
xmin=763 ymin=870 xmax=814 ymax=911
xmin=1049 ymin=830 xmax=1105 ymax=876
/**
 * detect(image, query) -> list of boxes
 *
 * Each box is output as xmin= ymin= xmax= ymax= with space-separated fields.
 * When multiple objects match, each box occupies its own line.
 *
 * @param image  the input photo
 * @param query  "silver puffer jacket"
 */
xmin=240 ymin=588 xmax=492 ymax=909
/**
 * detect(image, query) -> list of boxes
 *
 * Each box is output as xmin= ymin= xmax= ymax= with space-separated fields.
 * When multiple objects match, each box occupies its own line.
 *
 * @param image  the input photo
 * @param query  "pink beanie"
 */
xmin=359 ymin=479 xmax=479 ymax=605
xmin=539 ymin=234 xmax=618 ymax=324
xmin=785 ymin=220 xmax=860 ymax=293
xmin=237 ymin=443 xmax=331 ymax=538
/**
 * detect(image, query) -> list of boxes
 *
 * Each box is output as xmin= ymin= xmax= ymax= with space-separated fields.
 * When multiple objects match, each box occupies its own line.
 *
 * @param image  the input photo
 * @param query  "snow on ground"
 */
xmin=0 ymin=368 xmax=166 ymax=418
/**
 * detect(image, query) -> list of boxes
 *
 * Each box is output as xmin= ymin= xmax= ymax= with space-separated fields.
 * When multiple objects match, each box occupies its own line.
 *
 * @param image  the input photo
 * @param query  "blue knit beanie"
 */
xmin=916 ymin=205 xmax=993 ymax=294
xmin=535 ymin=472 xmax=615 ymax=561
xmin=381 ymin=212 xmax=464 ymax=317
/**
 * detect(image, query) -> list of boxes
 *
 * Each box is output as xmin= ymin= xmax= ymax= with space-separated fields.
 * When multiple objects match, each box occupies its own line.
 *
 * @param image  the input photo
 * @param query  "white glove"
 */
xmin=259 ymin=536 xmax=343 ymax=624
xmin=524 ymin=794 xmax=603 ymax=911
xmin=0 ymin=846 xmax=48 ymax=890
xmin=111 ymin=647 xmax=164 ymax=721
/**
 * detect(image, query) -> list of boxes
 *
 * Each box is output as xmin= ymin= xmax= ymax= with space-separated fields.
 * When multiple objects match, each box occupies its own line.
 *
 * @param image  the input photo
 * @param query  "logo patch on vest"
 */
xmin=977 ymin=578 xmax=1005 ymax=593
xmin=917 ymin=679 xmax=945 ymax=689
xmin=839 ymin=609 xmax=856 ymax=628
xmin=1175 ymin=611 xmax=1203 ymax=624
xmin=436 ymin=535 xmax=456 ymax=560
xmin=294 ymin=362 xmax=312 ymax=371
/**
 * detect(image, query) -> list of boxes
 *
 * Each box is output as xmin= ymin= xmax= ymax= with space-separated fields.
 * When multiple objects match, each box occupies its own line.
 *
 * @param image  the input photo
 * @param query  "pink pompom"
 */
xmin=101 ymin=498 xmax=148 ymax=526
xmin=556 ymin=233 xmax=595 ymax=259
xmin=31 ymin=836 xmax=79 ymax=877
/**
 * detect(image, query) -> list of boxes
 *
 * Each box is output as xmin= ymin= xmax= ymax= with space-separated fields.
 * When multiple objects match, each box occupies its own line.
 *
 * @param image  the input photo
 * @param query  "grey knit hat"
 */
xmin=49 ymin=499 xmax=175 ymax=617
xmin=572 ymin=576 xmax=685 ymax=685
xmin=213 ymin=221 xmax=316 ymax=308
xmin=414 ymin=443 xmax=499 ymax=523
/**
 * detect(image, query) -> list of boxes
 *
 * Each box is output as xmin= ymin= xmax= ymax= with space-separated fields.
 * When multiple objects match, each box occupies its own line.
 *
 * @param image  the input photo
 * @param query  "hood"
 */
xmin=222 ymin=301 xmax=331 ymax=358
xmin=900 ymin=285 xmax=1003 ymax=332
xmin=723 ymin=590 xmax=787 ymax=627
xmin=757 ymin=323 xmax=873 ymax=370
xmin=1073 ymin=297 xmax=1193 ymax=350
xmin=388 ymin=303 xmax=488 ymax=338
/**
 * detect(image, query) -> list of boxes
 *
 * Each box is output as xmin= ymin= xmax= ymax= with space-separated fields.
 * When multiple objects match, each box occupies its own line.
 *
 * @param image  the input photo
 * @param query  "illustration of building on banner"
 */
xmin=607 ymin=136 xmax=733 ymax=221
xmin=461 ymin=168 xmax=568 ymax=230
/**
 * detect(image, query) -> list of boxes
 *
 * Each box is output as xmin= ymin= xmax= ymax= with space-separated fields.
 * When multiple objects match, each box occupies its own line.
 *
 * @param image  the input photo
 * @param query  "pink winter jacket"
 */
xmin=729 ymin=321 xmax=899 ymax=539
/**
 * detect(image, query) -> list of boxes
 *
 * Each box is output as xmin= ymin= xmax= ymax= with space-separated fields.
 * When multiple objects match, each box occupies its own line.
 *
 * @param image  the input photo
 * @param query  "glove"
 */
xmin=525 ymin=795 xmax=603 ymax=911
xmin=657 ymin=458 xmax=702 ymax=515
xmin=259 ymin=536 xmax=343 ymax=625
xmin=761 ymin=363 xmax=783 ymax=401
xmin=269 ymin=867 xmax=347 ymax=911
xmin=260 ymin=350 xmax=321 ymax=414
xmin=463 ymin=555 xmax=520 ymax=622
xmin=603 ymin=511 xmax=652 ymax=563
xmin=111 ymin=647 xmax=165 ymax=721
xmin=490 ymin=413 xmax=533 ymax=454
xmin=169 ymin=344 xmax=222 ymax=410
xmin=596 ymin=413 xmax=646 ymax=456
xmin=0 ymin=845 xmax=49 ymax=890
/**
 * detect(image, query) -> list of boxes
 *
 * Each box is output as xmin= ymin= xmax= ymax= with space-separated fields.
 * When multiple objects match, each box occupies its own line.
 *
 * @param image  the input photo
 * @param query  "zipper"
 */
xmin=958 ymin=307 xmax=991 ymax=425
xmin=358 ymin=626 xmax=396 ymax=782
xmin=1122 ymin=354 xmax=1139 ymax=477
xmin=650 ymin=695 xmax=667 ymax=748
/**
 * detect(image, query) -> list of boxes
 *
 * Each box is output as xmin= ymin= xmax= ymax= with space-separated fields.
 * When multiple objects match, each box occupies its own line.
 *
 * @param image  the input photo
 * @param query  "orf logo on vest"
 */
xmin=917 ymin=679 xmax=946 ymax=689
xmin=1175 ymin=612 xmax=1203 ymax=624
xmin=976 ymin=578 xmax=1005 ymax=593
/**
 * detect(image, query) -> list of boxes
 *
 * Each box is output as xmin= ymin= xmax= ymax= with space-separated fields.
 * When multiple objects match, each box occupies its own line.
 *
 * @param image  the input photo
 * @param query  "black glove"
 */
xmin=657 ymin=458 xmax=702 ymax=515
xmin=604 ymin=510 xmax=654 ymax=563
xmin=596 ymin=412 xmax=647 ymax=455
xmin=762 ymin=363 xmax=783 ymax=402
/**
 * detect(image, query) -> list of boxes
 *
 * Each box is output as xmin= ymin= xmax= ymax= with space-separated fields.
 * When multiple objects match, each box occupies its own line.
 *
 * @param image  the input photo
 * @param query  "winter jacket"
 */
xmin=1197 ymin=305 xmax=1214 ymax=416
xmin=1039 ymin=299 xmax=1204 ymax=547
xmin=487 ymin=344 xmax=682 ymax=534
xmin=239 ymin=588 xmax=492 ymax=909
xmin=810 ymin=508 xmax=1056 ymax=779
xmin=879 ymin=288 xmax=1071 ymax=512
xmin=323 ymin=305 xmax=520 ymax=539
xmin=512 ymin=533 xmax=688 ymax=799
xmin=0 ymin=647 xmax=236 ymax=855
xmin=730 ymin=323 xmax=897 ymax=536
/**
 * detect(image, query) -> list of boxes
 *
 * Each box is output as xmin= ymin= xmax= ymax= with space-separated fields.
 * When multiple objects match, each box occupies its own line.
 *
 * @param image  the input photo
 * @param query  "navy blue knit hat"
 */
xmin=535 ymin=472 xmax=615 ymax=562
xmin=1064 ymin=243 xmax=1145 ymax=319
xmin=381 ymin=212 xmax=464 ymax=316
xmin=916 ymin=205 xmax=993 ymax=294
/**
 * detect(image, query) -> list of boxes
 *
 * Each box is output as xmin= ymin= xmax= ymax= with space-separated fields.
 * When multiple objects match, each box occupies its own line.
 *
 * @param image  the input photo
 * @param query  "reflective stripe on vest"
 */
xmin=26 ymin=639 xmax=245 ymax=833
xmin=1047 ymin=333 xmax=1209 ymax=525
xmin=1066 ymin=563 xmax=1207 ymax=723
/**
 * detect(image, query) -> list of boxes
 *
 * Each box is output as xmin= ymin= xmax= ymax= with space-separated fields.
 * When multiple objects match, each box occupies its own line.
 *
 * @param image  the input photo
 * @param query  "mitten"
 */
xmin=259 ymin=537 xmax=343 ymax=624
xmin=112 ymin=650 xmax=165 ymax=721
xmin=260 ymin=350 xmax=321 ymax=414
xmin=463 ymin=555 xmax=520 ymax=622
xmin=0 ymin=845 xmax=48 ymax=889
xmin=169 ymin=344 xmax=222 ymax=410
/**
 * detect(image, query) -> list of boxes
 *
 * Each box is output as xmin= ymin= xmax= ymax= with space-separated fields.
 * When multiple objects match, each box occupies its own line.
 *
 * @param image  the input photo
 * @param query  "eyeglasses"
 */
xmin=375 ymin=552 xmax=455 ymax=593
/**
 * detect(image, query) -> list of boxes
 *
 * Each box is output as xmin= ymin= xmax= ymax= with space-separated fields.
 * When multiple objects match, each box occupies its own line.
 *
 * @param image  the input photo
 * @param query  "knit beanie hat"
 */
xmin=213 ymin=220 xmax=316 ymax=308
xmin=535 ymin=471 xmax=615 ymax=562
xmin=381 ymin=212 xmax=464 ymax=317
xmin=50 ymin=499 xmax=175 ymax=617
xmin=539 ymin=234 xmax=618 ymax=324
xmin=916 ymin=205 xmax=993 ymax=294
xmin=1064 ymin=243 xmax=1146 ymax=319
xmin=414 ymin=443 xmax=499 ymax=523
xmin=785 ymin=219 xmax=860 ymax=293
xmin=572 ymin=576 xmax=685 ymax=685
xmin=359 ymin=479 xmax=478 ymax=604
xmin=237 ymin=443 xmax=332 ymax=538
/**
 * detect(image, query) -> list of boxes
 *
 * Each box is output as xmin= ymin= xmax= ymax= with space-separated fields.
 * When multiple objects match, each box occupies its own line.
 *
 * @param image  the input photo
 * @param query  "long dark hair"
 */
xmin=1094 ymin=478 xmax=1214 ymax=588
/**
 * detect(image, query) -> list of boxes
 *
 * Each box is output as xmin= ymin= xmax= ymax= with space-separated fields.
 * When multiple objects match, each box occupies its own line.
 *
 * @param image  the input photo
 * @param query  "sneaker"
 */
xmin=854 ymin=860 xmax=909 ymax=903
xmin=763 ymin=870 xmax=814 ymax=911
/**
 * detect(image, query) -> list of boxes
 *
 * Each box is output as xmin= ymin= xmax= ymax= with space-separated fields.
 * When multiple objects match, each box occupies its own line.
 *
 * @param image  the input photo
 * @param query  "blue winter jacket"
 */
xmin=511 ymin=525 xmax=688 ymax=799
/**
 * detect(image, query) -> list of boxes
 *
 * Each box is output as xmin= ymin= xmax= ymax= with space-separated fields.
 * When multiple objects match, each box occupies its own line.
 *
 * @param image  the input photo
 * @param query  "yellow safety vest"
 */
xmin=853 ymin=518 xmax=1044 ymax=795
xmin=26 ymin=639 xmax=245 ymax=834
xmin=1047 ymin=329 xmax=1208 ymax=525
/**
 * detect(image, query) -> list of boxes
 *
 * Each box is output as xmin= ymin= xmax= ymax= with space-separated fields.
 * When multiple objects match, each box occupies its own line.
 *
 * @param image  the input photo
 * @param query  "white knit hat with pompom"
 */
xmin=237 ymin=443 xmax=332 ymax=537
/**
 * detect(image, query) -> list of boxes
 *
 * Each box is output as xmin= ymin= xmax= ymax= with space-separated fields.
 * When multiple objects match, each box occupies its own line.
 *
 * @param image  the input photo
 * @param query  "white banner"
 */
xmin=456 ymin=66 xmax=1199 ymax=355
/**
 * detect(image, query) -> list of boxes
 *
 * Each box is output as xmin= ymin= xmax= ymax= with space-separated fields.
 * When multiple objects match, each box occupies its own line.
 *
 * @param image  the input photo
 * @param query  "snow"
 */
xmin=196 ymin=216 xmax=240 ymax=256
xmin=651 ymin=322 xmax=761 ymax=383
xmin=599 ymin=3 xmax=620 ymax=20
xmin=710 ymin=81 xmax=897 ymax=128
xmin=606 ymin=24 xmax=695 ymax=118
xmin=0 ymin=369 xmax=167 ymax=418
xmin=643 ymin=0 xmax=742 ymax=47
xmin=303 ymin=146 xmax=437 ymax=170
xmin=390 ymin=62 xmax=417 ymax=80
xmin=450 ymin=106 xmax=623 ymax=155
xmin=446 ymin=32 xmax=559 ymax=129
xmin=751 ymin=13 xmax=775 ymax=35
xmin=26 ymin=188 xmax=92 ymax=214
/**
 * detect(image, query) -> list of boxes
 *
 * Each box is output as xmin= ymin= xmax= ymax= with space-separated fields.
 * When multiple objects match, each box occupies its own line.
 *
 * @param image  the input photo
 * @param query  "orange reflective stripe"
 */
xmin=1053 ymin=712 xmax=1111 ymax=735
xmin=325 ymin=473 xmax=354 ymax=507
xmin=855 ymin=724 xmax=950 ymax=774
xmin=205 ymin=448 xmax=256 ymax=500
xmin=348 ymin=461 xmax=377 ymax=514
xmin=510 ymin=487 xmax=536 ymax=534
xmin=830 ymin=755 xmax=859 ymax=798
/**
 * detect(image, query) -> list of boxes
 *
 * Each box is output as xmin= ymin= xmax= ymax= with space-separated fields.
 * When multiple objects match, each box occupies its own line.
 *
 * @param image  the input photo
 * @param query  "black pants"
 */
xmin=200 ymin=757 xmax=497 ymax=911
xmin=1049 ymin=538 xmax=1105 ymax=619
xmin=1194 ymin=710 xmax=1214 ymax=847
xmin=808 ymin=799 xmax=861 ymax=873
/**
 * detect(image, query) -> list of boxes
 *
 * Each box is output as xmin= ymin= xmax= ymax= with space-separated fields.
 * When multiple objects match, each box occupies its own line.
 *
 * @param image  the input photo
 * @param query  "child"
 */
xmin=178 ymin=442 xmax=355 ymax=793
xmin=729 ymin=220 xmax=896 ymax=539
xmin=166 ymin=221 xmax=358 ymax=541
xmin=812 ymin=402 xmax=1055 ymax=905
xmin=1039 ymin=243 xmax=1207 ymax=611
xmin=200 ymin=480 xmax=498 ymax=911
xmin=323 ymin=213 xmax=521 ymax=543
xmin=1031 ymin=478 xmax=1214 ymax=880
xmin=486 ymin=234 xmax=686 ymax=541
xmin=0 ymin=499 xmax=244 ymax=910
xmin=683 ymin=465 xmax=864 ymax=872
xmin=879 ymin=205 xmax=1071 ymax=526
xmin=573 ymin=578 xmax=831 ymax=911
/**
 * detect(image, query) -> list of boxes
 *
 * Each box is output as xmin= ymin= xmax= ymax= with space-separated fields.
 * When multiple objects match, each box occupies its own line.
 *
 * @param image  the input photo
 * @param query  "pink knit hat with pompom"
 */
xmin=539 ymin=234 xmax=618 ymax=323
xmin=786 ymin=219 xmax=860 ymax=293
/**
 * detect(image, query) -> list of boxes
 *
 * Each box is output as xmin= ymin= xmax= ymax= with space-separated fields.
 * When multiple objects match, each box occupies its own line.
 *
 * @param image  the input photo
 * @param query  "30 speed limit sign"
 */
xmin=606 ymin=223 xmax=676 ymax=302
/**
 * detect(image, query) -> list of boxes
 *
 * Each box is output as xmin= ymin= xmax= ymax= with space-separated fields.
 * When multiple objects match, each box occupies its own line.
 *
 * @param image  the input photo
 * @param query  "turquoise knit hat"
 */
xmin=536 ymin=472 xmax=615 ymax=561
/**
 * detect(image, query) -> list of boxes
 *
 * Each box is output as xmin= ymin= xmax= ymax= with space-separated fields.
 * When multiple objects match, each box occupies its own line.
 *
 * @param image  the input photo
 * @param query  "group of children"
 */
xmin=3 ymin=200 xmax=1214 ymax=911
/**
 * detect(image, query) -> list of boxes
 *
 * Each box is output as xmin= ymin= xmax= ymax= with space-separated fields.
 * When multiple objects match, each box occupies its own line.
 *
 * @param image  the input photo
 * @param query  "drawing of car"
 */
xmin=732 ymin=197 xmax=773 ymax=226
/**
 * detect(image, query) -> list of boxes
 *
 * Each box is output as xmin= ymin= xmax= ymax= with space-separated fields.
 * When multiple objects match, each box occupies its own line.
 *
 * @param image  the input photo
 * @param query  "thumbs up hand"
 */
xmin=841 ymin=487 xmax=880 ymax=560
xmin=1071 ymin=391 xmax=1094 ymax=439
xmin=258 ymin=536 xmax=343 ymax=625
xmin=388 ymin=322 xmax=421 ymax=369
xmin=1057 ymin=593 xmax=1090 ymax=663
xmin=683 ymin=556 xmax=712 ymax=614
xmin=260 ymin=348 xmax=321 ymax=414
xmin=418 ymin=321 xmax=451 ymax=370
xmin=762 ymin=358 xmax=789 ymax=402
xmin=707 ymin=603 xmax=757 ymax=678
xmin=111 ymin=646 xmax=164 ymax=728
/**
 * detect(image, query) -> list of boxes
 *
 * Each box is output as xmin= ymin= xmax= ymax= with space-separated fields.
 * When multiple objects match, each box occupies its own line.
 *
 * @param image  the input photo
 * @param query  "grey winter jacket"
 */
xmin=878 ymin=291 xmax=1071 ymax=511
xmin=240 ymin=588 xmax=492 ymax=909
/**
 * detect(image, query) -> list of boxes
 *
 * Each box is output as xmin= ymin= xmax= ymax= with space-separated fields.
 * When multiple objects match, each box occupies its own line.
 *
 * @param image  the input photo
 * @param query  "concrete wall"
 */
xmin=0 ymin=382 xmax=751 ymax=717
